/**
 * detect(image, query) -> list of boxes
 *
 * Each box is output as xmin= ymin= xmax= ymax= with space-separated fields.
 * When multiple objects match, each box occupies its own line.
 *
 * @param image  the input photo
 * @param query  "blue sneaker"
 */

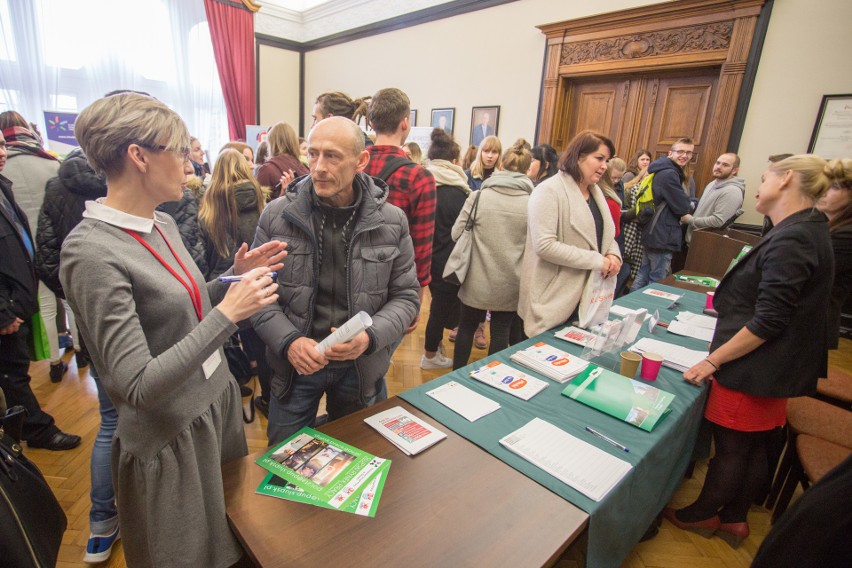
xmin=83 ymin=527 xmax=120 ymax=564
xmin=58 ymin=333 xmax=73 ymax=351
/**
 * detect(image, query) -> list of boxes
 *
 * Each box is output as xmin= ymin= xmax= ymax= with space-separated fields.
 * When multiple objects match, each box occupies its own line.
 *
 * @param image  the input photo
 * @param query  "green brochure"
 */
xmin=674 ymin=274 xmax=720 ymax=287
xmin=256 ymin=426 xmax=387 ymax=510
xmin=256 ymin=461 xmax=390 ymax=517
xmin=561 ymin=365 xmax=676 ymax=432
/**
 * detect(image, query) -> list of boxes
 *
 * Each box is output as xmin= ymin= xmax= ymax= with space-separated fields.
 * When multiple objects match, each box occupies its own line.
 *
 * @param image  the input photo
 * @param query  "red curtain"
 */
xmin=204 ymin=0 xmax=256 ymax=141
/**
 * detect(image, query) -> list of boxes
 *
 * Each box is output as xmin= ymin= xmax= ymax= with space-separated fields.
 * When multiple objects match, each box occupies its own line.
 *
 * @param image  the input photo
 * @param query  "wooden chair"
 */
xmin=684 ymin=230 xmax=750 ymax=279
xmin=766 ymin=396 xmax=852 ymax=522
xmin=816 ymin=368 xmax=852 ymax=409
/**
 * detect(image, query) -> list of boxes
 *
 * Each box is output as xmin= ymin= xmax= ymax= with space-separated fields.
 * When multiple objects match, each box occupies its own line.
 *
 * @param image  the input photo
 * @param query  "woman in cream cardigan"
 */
xmin=519 ymin=130 xmax=622 ymax=337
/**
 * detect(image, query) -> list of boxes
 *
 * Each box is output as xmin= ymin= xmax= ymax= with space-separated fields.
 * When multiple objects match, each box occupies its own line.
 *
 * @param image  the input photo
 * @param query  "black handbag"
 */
xmin=223 ymin=335 xmax=256 ymax=423
xmin=0 ymin=404 xmax=68 ymax=568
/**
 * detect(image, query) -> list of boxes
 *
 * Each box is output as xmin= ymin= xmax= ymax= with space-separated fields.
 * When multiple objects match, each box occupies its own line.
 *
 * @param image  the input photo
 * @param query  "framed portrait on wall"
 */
xmin=431 ymin=108 xmax=455 ymax=134
xmin=808 ymin=94 xmax=852 ymax=159
xmin=410 ymin=109 xmax=417 ymax=126
xmin=470 ymin=106 xmax=499 ymax=148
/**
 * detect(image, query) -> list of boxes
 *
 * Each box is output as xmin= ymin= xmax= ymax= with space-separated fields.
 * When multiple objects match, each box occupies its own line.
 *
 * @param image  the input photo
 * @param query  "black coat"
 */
xmin=430 ymin=183 xmax=468 ymax=292
xmin=36 ymin=148 xmax=107 ymax=298
xmin=711 ymin=208 xmax=833 ymax=398
xmin=0 ymin=174 xmax=38 ymax=327
xmin=828 ymin=225 xmax=852 ymax=349
xmin=156 ymin=189 xmax=207 ymax=276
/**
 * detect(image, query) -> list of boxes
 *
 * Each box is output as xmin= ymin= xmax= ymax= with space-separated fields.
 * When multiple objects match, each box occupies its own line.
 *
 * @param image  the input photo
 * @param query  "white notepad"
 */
xmin=666 ymin=320 xmax=715 ymax=342
xmin=629 ymin=337 xmax=709 ymax=372
xmin=364 ymin=406 xmax=447 ymax=455
xmin=499 ymin=418 xmax=632 ymax=502
xmin=426 ymin=381 xmax=501 ymax=422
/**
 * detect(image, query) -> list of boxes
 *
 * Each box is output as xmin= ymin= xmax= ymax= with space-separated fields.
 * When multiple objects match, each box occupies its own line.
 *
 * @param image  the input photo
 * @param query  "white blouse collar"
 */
xmin=82 ymin=198 xmax=166 ymax=233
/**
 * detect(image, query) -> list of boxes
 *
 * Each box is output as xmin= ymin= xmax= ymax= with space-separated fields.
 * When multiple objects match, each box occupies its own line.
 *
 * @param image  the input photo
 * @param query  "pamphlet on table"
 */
xmin=256 ymin=427 xmax=389 ymax=510
xmin=510 ymin=342 xmax=590 ymax=383
xmin=426 ymin=381 xmax=501 ymax=422
xmin=364 ymin=406 xmax=447 ymax=455
xmin=499 ymin=417 xmax=633 ymax=502
xmin=561 ymin=365 xmax=676 ymax=431
xmin=256 ymin=462 xmax=389 ymax=517
xmin=470 ymin=361 xmax=549 ymax=400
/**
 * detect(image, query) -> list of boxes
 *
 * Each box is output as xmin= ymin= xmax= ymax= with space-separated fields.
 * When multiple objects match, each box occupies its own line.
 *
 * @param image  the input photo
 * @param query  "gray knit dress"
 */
xmin=60 ymin=208 xmax=247 ymax=567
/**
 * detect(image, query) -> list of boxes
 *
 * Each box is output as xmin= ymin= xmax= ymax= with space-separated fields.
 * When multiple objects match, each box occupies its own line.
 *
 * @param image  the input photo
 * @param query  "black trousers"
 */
xmin=240 ymin=327 xmax=272 ymax=403
xmin=424 ymin=282 xmax=460 ymax=353
xmin=0 ymin=323 xmax=58 ymax=443
xmin=453 ymin=303 xmax=525 ymax=370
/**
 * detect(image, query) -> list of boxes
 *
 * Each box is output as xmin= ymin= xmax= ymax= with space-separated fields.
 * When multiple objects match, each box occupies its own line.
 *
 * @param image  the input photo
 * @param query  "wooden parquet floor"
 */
xmin=24 ymin=290 xmax=851 ymax=567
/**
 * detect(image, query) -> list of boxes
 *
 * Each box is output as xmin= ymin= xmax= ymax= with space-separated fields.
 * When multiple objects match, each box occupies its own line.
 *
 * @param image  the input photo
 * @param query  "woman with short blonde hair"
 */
xmin=62 ymin=92 xmax=285 ymax=568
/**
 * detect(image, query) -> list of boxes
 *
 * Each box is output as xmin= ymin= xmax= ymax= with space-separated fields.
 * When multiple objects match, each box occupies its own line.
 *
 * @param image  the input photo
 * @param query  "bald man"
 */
xmin=250 ymin=117 xmax=420 ymax=444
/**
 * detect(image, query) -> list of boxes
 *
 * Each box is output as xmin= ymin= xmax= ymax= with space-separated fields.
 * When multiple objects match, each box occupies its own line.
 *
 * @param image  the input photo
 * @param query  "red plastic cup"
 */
xmin=705 ymin=292 xmax=715 ymax=310
xmin=640 ymin=352 xmax=664 ymax=381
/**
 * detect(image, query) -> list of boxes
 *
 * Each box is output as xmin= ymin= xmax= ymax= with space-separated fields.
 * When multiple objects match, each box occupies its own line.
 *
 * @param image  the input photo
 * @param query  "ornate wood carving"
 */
xmin=560 ymin=22 xmax=733 ymax=66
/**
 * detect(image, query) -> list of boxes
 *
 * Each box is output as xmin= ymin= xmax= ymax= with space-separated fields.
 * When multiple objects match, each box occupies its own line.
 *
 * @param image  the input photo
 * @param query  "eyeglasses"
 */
xmin=672 ymin=149 xmax=694 ymax=157
xmin=139 ymin=143 xmax=191 ymax=160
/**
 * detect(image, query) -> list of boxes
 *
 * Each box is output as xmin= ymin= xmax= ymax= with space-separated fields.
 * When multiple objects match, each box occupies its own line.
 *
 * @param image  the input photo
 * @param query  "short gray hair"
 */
xmin=75 ymin=92 xmax=190 ymax=177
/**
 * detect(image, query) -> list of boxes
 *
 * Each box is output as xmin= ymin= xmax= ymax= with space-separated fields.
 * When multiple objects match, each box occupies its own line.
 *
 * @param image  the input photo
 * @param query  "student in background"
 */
xmin=816 ymin=158 xmax=852 ymax=349
xmin=0 ymin=110 xmax=71 ymax=381
xmin=451 ymin=139 xmax=533 ymax=369
xmin=189 ymin=136 xmax=210 ymax=177
xmin=220 ymin=141 xmax=254 ymax=165
xmin=403 ymin=141 xmax=423 ymax=165
xmin=256 ymin=122 xmax=309 ymax=200
xmin=669 ymin=155 xmax=839 ymax=550
xmin=519 ymin=130 xmax=621 ymax=337
xmin=528 ymin=143 xmax=559 ymax=186
xmin=311 ymin=91 xmax=372 ymax=148
xmin=465 ymin=135 xmax=502 ymax=191
xmin=622 ymin=148 xmax=652 ymax=190
xmin=199 ymin=148 xmax=273 ymax=416
xmin=421 ymin=128 xmax=468 ymax=369
xmin=461 ymin=145 xmax=478 ymax=170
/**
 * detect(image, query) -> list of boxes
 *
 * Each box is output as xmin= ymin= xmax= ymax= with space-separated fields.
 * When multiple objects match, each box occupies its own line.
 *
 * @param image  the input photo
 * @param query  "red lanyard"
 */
xmin=123 ymin=226 xmax=204 ymax=321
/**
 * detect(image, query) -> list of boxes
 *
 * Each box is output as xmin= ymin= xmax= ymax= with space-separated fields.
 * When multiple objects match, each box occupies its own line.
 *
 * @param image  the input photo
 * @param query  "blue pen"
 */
xmin=585 ymin=426 xmax=630 ymax=452
xmin=218 ymin=271 xmax=277 ymax=283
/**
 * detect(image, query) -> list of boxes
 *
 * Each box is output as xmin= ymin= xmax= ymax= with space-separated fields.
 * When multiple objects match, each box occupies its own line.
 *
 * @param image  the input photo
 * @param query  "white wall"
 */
xmin=304 ymin=0 xmax=649 ymax=149
xmin=258 ymin=44 xmax=301 ymax=128
xmin=735 ymin=0 xmax=852 ymax=224
xmin=260 ymin=0 xmax=852 ymax=226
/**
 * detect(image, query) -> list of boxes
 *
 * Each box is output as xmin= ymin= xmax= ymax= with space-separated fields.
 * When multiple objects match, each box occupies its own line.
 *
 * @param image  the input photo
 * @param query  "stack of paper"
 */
xmin=629 ymin=337 xmax=708 ymax=372
xmin=364 ymin=406 xmax=447 ymax=455
xmin=426 ymin=381 xmax=501 ymax=422
xmin=666 ymin=312 xmax=717 ymax=342
xmin=256 ymin=427 xmax=390 ymax=516
xmin=510 ymin=342 xmax=590 ymax=383
xmin=499 ymin=418 xmax=633 ymax=502
xmin=470 ymin=361 xmax=549 ymax=400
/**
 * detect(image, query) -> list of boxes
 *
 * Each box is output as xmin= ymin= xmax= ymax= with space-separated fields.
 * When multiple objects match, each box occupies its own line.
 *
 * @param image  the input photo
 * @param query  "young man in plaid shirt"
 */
xmin=364 ymin=88 xmax=436 ymax=334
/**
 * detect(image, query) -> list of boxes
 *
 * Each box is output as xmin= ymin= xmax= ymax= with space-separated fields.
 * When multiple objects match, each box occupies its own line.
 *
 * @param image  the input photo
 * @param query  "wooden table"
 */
xmin=223 ymin=398 xmax=589 ymax=568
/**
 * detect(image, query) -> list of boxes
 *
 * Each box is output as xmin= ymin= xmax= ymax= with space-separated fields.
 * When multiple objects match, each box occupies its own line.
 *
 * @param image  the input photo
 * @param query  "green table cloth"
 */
xmin=399 ymin=284 xmax=711 ymax=568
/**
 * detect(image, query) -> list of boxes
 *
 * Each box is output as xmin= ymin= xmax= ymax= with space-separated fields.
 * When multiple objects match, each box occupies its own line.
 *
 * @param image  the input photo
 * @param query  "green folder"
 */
xmin=561 ymin=365 xmax=675 ymax=432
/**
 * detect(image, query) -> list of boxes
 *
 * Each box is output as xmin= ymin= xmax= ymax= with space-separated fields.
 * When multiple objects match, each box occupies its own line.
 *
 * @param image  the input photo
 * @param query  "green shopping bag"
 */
xmin=28 ymin=310 xmax=51 ymax=361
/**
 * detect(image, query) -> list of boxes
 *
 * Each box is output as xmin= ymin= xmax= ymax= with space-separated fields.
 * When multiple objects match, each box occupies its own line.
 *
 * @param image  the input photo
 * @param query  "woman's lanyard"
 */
xmin=123 ymin=226 xmax=204 ymax=321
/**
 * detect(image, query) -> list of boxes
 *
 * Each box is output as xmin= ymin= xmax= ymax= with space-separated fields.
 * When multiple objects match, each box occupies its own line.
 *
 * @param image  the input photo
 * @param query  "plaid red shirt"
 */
xmin=364 ymin=145 xmax=436 ymax=287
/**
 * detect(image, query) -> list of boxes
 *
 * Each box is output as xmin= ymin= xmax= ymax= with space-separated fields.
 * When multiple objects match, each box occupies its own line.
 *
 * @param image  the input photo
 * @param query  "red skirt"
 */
xmin=704 ymin=380 xmax=787 ymax=432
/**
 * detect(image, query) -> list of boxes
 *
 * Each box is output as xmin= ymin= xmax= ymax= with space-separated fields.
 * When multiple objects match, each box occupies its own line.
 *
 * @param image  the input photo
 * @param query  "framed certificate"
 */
xmin=808 ymin=94 xmax=852 ymax=159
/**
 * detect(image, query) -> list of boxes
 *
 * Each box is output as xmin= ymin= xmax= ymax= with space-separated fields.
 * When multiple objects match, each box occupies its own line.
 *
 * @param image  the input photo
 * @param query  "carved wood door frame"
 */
xmin=537 ymin=0 xmax=765 ymax=186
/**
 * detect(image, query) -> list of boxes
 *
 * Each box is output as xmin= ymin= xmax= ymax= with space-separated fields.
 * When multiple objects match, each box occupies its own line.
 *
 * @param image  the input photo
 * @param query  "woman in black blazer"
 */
xmin=664 ymin=155 xmax=847 ymax=549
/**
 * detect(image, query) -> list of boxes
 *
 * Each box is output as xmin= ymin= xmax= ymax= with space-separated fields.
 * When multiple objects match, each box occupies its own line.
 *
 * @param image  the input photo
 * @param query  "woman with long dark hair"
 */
xmin=527 ymin=143 xmax=559 ymax=186
xmin=255 ymin=121 xmax=309 ymax=200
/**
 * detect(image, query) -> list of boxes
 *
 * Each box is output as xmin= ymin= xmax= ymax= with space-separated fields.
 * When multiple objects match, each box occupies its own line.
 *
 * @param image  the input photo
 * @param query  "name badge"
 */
xmin=202 ymin=349 xmax=222 ymax=380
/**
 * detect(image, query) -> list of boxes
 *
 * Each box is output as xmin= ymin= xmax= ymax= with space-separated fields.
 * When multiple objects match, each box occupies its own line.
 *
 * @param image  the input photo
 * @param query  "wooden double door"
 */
xmin=558 ymin=69 xmax=720 ymax=192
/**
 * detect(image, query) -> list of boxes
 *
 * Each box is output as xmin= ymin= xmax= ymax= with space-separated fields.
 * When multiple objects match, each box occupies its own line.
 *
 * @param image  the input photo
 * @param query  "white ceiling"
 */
xmin=256 ymin=0 xmax=453 ymax=43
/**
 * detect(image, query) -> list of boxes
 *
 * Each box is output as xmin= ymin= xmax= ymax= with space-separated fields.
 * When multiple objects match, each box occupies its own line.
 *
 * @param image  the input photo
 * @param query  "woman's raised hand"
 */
xmin=233 ymin=241 xmax=287 ymax=276
xmin=217 ymin=267 xmax=279 ymax=323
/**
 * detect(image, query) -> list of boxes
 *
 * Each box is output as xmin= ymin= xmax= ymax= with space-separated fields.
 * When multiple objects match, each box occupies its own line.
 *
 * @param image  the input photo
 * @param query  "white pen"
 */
xmin=585 ymin=426 xmax=630 ymax=452
xmin=217 ymin=271 xmax=277 ymax=283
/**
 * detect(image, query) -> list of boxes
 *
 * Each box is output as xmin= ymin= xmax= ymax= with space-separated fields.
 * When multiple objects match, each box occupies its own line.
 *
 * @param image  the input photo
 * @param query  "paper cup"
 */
xmin=620 ymin=351 xmax=642 ymax=378
xmin=705 ymin=292 xmax=715 ymax=310
xmin=640 ymin=352 xmax=664 ymax=381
